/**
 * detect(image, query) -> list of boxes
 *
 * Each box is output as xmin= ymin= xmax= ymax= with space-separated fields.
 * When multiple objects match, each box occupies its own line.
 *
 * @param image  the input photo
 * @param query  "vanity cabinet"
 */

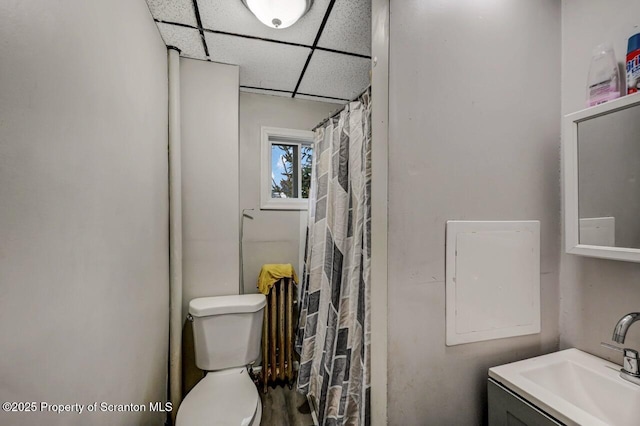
xmin=488 ymin=379 xmax=562 ymax=426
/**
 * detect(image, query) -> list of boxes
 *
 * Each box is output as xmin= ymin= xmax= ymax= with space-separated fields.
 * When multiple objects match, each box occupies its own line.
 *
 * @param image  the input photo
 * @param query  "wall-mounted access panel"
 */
xmin=446 ymin=221 xmax=540 ymax=346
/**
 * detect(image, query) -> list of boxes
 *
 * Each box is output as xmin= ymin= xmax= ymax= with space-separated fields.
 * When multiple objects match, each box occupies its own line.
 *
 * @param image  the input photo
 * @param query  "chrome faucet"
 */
xmin=604 ymin=313 xmax=640 ymax=386
xmin=613 ymin=312 xmax=640 ymax=343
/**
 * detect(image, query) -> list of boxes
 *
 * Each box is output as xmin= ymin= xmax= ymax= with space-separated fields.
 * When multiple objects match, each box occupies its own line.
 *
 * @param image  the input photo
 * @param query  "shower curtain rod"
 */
xmin=312 ymin=85 xmax=371 ymax=131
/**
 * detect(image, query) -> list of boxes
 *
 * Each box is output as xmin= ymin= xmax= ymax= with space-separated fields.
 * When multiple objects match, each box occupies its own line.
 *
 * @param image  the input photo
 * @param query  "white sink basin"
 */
xmin=489 ymin=349 xmax=640 ymax=425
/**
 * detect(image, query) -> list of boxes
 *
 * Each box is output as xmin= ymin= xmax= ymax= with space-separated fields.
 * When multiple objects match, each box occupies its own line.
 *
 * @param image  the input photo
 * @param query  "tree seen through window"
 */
xmin=271 ymin=144 xmax=312 ymax=199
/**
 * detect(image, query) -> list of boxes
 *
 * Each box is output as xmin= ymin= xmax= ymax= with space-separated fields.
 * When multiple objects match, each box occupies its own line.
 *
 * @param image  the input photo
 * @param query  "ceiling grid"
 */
xmin=146 ymin=0 xmax=371 ymax=103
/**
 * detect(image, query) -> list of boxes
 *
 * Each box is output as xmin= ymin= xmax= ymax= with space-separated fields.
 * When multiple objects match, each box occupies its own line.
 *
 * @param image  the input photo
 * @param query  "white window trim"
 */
xmin=260 ymin=126 xmax=314 ymax=210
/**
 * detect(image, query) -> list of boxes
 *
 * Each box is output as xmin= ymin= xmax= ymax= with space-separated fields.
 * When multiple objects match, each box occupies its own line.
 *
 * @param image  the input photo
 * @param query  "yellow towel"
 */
xmin=257 ymin=264 xmax=299 ymax=295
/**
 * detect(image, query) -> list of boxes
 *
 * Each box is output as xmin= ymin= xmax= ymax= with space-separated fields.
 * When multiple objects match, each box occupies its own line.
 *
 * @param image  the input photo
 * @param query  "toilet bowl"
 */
xmin=176 ymin=294 xmax=266 ymax=426
xmin=176 ymin=368 xmax=261 ymax=426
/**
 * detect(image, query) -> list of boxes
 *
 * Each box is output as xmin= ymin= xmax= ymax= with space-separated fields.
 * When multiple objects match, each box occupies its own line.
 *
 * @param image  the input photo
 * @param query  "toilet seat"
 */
xmin=176 ymin=367 xmax=261 ymax=426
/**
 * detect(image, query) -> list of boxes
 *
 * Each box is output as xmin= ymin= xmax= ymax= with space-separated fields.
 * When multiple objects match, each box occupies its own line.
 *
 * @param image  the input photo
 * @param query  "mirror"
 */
xmin=564 ymin=93 xmax=640 ymax=262
xmin=577 ymin=104 xmax=640 ymax=248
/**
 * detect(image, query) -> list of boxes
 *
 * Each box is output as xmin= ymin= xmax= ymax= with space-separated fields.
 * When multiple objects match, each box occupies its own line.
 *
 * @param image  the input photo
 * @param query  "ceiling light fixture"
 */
xmin=241 ymin=0 xmax=313 ymax=29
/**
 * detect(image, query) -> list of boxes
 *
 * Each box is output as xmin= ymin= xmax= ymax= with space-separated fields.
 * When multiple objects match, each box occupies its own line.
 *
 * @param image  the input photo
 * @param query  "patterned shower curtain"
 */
xmin=295 ymin=90 xmax=371 ymax=426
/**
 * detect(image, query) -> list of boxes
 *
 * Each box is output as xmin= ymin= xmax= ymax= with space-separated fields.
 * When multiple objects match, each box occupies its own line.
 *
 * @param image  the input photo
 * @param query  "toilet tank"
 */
xmin=189 ymin=294 xmax=266 ymax=371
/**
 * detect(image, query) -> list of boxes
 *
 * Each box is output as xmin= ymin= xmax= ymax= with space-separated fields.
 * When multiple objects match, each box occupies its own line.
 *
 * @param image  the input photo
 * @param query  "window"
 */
xmin=261 ymin=127 xmax=314 ymax=210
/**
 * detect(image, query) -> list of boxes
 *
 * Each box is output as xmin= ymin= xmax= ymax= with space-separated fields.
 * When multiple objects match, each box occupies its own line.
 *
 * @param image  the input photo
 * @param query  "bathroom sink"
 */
xmin=489 ymin=348 xmax=640 ymax=425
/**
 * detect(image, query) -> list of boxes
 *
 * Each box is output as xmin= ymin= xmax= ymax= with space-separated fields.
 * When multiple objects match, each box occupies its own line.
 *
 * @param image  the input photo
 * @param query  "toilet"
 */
xmin=176 ymin=294 xmax=266 ymax=426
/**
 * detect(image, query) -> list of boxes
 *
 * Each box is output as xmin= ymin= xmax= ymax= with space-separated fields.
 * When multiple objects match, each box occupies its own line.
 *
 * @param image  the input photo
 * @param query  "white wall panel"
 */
xmin=387 ymin=0 xmax=561 ymax=423
xmin=0 ymin=0 xmax=169 ymax=424
xmin=181 ymin=58 xmax=240 ymax=316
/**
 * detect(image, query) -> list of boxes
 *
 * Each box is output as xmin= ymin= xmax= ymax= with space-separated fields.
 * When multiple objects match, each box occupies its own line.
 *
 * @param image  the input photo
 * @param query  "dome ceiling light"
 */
xmin=240 ymin=0 xmax=314 ymax=29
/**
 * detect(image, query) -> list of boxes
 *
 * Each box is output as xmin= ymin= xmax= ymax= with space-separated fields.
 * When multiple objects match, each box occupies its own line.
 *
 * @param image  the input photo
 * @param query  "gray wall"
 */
xmin=239 ymin=93 xmax=339 ymax=294
xmin=387 ymin=1 xmax=561 ymax=424
xmin=180 ymin=58 xmax=240 ymax=317
xmin=0 ymin=0 xmax=169 ymax=425
xmin=560 ymin=0 xmax=640 ymax=360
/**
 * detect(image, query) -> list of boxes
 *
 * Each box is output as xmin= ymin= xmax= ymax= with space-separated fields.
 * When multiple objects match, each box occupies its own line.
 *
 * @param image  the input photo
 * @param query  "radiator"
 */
xmin=260 ymin=277 xmax=295 ymax=393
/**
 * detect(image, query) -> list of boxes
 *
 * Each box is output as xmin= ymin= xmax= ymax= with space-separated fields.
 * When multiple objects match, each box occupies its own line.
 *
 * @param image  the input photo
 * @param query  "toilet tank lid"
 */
xmin=189 ymin=294 xmax=266 ymax=317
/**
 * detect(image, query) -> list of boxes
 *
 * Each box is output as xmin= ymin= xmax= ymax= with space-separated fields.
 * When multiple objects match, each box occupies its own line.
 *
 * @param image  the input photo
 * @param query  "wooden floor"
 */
xmin=259 ymin=385 xmax=315 ymax=426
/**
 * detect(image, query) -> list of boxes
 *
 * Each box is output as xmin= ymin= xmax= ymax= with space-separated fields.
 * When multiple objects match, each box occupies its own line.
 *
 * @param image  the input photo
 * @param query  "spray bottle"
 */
xmin=627 ymin=32 xmax=640 ymax=95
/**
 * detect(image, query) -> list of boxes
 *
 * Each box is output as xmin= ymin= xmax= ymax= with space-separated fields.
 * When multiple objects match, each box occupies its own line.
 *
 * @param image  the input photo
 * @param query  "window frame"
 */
xmin=260 ymin=126 xmax=314 ymax=210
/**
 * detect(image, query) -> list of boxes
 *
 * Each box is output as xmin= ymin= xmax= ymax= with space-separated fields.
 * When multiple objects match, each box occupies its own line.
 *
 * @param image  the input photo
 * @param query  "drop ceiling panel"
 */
xmin=157 ymin=22 xmax=205 ymax=59
xmin=147 ymin=0 xmax=371 ymax=104
xmin=318 ymin=0 xmax=371 ymax=56
xmin=205 ymin=32 xmax=310 ymax=92
xmin=147 ymin=0 xmax=198 ymax=26
xmin=298 ymin=50 xmax=370 ymax=100
xmin=198 ymin=0 xmax=330 ymax=46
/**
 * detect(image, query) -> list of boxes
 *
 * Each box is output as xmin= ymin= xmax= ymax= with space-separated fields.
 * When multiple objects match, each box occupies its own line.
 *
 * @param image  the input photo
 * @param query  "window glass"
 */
xmin=270 ymin=142 xmax=313 ymax=199
xmin=301 ymin=145 xmax=313 ymax=199
xmin=261 ymin=127 xmax=314 ymax=210
xmin=271 ymin=144 xmax=298 ymax=198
